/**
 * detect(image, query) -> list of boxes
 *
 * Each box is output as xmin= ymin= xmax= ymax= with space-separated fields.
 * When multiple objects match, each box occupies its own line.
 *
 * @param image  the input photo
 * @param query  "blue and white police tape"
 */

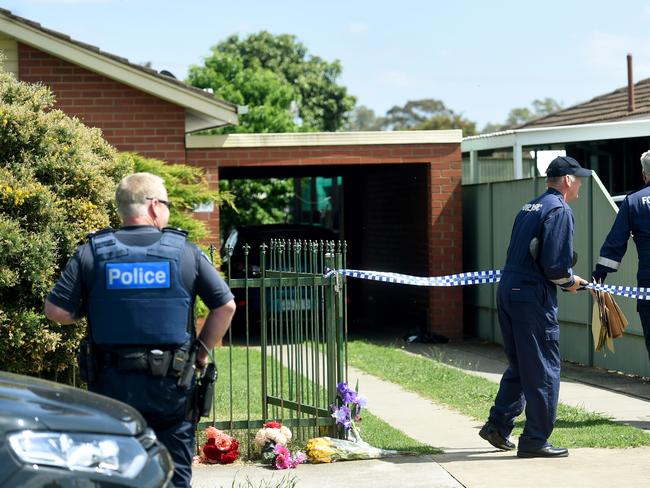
xmin=324 ymin=268 xmax=501 ymax=286
xmin=324 ymin=268 xmax=650 ymax=301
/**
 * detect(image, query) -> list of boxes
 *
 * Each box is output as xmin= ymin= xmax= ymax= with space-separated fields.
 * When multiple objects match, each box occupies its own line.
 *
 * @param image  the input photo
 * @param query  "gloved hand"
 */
xmin=592 ymin=266 xmax=608 ymax=283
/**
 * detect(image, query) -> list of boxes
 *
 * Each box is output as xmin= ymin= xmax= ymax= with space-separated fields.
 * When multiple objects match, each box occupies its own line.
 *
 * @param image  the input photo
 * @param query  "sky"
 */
xmin=3 ymin=0 xmax=650 ymax=129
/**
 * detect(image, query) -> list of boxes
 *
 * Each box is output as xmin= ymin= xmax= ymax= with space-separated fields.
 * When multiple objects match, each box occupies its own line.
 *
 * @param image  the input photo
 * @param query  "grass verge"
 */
xmin=347 ymin=340 xmax=650 ymax=448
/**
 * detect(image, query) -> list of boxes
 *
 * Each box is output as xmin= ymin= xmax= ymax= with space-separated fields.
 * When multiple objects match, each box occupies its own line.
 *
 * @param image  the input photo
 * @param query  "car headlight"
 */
xmin=8 ymin=430 xmax=148 ymax=478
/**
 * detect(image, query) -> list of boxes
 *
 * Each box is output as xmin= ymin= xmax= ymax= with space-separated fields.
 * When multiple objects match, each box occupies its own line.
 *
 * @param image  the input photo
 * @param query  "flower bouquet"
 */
xmin=255 ymin=421 xmax=306 ymax=470
xmin=305 ymin=381 xmax=398 ymax=463
xmin=195 ymin=426 xmax=240 ymax=465
xmin=306 ymin=436 xmax=398 ymax=464
xmin=331 ymin=381 xmax=368 ymax=443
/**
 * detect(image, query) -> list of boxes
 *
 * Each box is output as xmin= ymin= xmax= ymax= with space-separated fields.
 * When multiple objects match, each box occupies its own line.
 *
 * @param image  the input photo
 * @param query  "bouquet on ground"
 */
xmin=306 ymin=436 xmax=398 ymax=463
xmin=254 ymin=421 xmax=306 ymax=470
xmin=305 ymin=381 xmax=398 ymax=463
xmin=195 ymin=426 xmax=240 ymax=465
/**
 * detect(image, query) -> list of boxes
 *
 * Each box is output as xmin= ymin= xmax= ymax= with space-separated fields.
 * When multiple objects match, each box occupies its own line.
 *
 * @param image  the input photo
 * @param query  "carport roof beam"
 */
xmin=186 ymin=130 xmax=462 ymax=148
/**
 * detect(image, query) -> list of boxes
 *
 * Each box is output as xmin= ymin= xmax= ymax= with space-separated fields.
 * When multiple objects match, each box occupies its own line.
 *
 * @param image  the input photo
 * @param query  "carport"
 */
xmin=186 ymin=130 xmax=464 ymax=340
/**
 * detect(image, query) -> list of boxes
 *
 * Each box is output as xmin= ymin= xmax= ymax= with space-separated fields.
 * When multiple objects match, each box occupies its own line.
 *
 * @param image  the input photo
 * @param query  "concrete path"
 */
xmin=192 ymin=341 xmax=650 ymax=487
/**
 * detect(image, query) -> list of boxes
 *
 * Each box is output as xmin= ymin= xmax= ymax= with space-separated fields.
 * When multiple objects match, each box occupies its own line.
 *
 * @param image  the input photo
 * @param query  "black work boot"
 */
xmin=479 ymin=421 xmax=516 ymax=451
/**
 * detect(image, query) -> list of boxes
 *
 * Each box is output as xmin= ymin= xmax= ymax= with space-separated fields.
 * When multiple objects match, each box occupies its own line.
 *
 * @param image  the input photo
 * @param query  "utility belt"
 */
xmin=99 ymin=348 xmax=184 ymax=378
xmin=78 ymin=339 xmax=197 ymax=389
xmin=78 ymin=338 xmax=217 ymax=422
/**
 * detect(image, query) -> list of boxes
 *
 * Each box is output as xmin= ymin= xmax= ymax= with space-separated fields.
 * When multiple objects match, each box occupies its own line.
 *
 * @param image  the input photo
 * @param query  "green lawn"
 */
xmin=347 ymin=340 xmax=650 ymax=448
xmin=203 ymin=346 xmax=439 ymax=459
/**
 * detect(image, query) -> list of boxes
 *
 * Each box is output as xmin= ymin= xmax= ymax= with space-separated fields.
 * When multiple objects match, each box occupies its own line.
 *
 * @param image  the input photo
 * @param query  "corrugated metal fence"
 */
xmin=463 ymin=173 xmax=650 ymax=377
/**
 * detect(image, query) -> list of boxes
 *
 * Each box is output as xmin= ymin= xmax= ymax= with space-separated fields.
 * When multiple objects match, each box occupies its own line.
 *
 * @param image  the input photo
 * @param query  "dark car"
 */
xmin=221 ymin=224 xmax=339 ymax=332
xmin=221 ymin=223 xmax=339 ymax=277
xmin=0 ymin=370 xmax=173 ymax=487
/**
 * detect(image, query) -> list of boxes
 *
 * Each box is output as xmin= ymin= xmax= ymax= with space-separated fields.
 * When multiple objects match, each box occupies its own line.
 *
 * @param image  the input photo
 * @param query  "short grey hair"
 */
xmin=115 ymin=172 xmax=166 ymax=219
xmin=546 ymin=174 xmax=576 ymax=186
xmin=641 ymin=150 xmax=650 ymax=174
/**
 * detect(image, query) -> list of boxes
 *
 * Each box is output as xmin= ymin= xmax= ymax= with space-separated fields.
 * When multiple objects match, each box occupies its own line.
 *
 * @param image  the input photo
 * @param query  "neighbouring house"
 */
xmin=462 ymin=56 xmax=650 ymax=198
xmin=0 ymin=9 xmax=464 ymax=339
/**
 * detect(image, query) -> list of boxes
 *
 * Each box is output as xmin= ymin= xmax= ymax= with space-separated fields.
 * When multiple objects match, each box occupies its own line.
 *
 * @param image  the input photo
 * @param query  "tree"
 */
xmin=188 ymin=31 xmax=356 ymax=133
xmin=345 ymin=105 xmax=385 ymax=131
xmin=219 ymin=178 xmax=295 ymax=233
xmin=382 ymin=99 xmax=477 ymax=135
xmin=188 ymin=32 xmax=356 ymax=231
xmin=188 ymin=53 xmax=299 ymax=134
xmin=483 ymin=97 xmax=564 ymax=133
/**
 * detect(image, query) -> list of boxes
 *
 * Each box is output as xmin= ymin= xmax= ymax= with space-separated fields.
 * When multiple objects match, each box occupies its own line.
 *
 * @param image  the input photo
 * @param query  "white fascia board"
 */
xmin=186 ymin=130 xmax=462 ymax=149
xmin=0 ymin=15 xmax=238 ymax=129
xmin=186 ymin=110 xmax=231 ymax=133
xmin=462 ymin=119 xmax=650 ymax=152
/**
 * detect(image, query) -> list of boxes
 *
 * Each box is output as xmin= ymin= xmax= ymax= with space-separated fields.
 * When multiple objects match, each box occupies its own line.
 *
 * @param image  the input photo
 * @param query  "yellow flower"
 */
xmin=306 ymin=437 xmax=336 ymax=463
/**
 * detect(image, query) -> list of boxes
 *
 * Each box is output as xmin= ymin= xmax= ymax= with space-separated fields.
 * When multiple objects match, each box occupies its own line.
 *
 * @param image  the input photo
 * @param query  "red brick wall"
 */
xmin=186 ymin=142 xmax=463 ymax=339
xmin=18 ymin=43 xmax=186 ymax=162
xmin=427 ymin=153 xmax=463 ymax=340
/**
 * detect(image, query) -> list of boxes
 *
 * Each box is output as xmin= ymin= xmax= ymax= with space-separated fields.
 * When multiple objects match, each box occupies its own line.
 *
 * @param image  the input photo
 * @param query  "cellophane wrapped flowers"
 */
xmin=195 ymin=426 xmax=240 ymax=465
xmin=306 ymin=381 xmax=398 ymax=463
xmin=254 ymin=421 xmax=305 ymax=469
xmin=306 ymin=437 xmax=397 ymax=463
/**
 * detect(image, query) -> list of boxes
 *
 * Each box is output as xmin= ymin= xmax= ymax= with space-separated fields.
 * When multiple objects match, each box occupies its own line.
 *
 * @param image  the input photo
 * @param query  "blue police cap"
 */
xmin=546 ymin=156 xmax=592 ymax=177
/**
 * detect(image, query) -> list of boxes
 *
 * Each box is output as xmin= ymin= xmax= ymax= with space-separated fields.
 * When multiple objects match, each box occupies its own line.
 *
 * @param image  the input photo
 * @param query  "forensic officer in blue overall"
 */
xmin=45 ymin=172 xmax=236 ymax=488
xmin=479 ymin=156 xmax=590 ymax=458
xmin=593 ymin=149 xmax=650 ymax=363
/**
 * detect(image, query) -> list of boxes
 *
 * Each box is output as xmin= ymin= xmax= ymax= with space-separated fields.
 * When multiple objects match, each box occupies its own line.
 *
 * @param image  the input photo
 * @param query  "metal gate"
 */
xmin=197 ymin=239 xmax=348 ymax=448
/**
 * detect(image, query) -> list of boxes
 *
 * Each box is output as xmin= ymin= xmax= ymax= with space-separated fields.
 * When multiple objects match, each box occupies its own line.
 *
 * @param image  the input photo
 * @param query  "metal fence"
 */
xmin=463 ymin=173 xmax=650 ymax=377
xmin=197 ymin=239 xmax=348 ymax=452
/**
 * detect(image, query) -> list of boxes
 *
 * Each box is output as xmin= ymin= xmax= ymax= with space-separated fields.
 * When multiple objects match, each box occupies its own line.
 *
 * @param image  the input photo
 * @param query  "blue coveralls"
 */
xmin=488 ymin=188 xmax=576 ymax=450
xmin=595 ymin=183 xmax=650 ymax=362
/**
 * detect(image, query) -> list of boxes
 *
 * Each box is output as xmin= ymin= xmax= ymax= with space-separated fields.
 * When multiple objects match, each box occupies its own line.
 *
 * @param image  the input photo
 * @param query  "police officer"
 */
xmin=44 ymin=172 xmax=236 ymax=488
xmin=478 ymin=156 xmax=590 ymax=458
xmin=593 ymin=149 xmax=650 ymax=363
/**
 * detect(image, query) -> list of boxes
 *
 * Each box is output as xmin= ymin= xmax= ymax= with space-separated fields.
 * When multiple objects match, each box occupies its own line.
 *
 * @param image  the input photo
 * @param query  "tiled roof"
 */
xmin=519 ymin=78 xmax=650 ymax=129
xmin=0 ymin=8 xmax=236 ymax=111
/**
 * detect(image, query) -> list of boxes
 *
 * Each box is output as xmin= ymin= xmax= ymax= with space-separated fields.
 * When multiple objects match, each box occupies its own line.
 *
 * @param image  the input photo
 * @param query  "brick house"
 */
xmin=0 ymin=9 xmax=464 ymax=339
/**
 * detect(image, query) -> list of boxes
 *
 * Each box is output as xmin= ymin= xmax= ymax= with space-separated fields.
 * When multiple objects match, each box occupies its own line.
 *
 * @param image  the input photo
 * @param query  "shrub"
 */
xmin=0 ymin=71 xmax=126 ymax=379
xmin=0 ymin=71 xmax=227 ymax=379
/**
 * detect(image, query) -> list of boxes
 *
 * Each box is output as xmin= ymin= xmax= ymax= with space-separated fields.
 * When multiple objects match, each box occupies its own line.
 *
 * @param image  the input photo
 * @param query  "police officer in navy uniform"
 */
xmin=593 ymin=149 xmax=650 ymax=363
xmin=479 ymin=156 xmax=590 ymax=458
xmin=44 ymin=172 xmax=236 ymax=488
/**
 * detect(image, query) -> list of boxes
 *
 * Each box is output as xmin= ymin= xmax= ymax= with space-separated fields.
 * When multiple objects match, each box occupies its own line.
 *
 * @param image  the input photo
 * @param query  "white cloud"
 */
xmin=346 ymin=21 xmax=369 ymax=35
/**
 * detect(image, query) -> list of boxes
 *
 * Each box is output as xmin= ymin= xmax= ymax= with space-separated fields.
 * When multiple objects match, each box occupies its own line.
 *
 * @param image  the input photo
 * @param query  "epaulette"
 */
xmin=86 ymin=227 xmax=113 ymax=240
xmin=162 ymin=227 xmax=189 ymax=237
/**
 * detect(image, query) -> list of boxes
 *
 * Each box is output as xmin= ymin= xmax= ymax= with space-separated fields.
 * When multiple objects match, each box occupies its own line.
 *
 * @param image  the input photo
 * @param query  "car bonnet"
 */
xmin=0 ymin=372 xmax=146 ymax=436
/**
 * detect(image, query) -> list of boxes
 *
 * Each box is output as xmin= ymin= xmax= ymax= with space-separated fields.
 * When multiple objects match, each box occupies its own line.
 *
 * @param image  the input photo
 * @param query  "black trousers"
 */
xmin=91 ymin=368 xmax=195 ymax=488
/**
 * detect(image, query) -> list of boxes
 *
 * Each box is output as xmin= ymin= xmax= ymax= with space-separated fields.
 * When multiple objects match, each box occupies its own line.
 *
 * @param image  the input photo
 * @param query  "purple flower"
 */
xmin=331 ymin=405 xmax=351 ymax=428
xmin=357 ymin=395 xmax=368 ymax=408
xmin=337 ymin=382 xmax=359 ymax=404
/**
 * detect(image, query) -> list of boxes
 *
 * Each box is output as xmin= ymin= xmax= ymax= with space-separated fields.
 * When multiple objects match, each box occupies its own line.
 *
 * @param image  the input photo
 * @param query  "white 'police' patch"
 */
xmin=521 ymin=203 xmax=543 ymax=212
xmin=106 ymin=262 xmax=170 ymax=289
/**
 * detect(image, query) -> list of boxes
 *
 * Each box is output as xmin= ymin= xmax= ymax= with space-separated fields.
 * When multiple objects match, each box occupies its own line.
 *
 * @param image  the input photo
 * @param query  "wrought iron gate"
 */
xmin=198 ymin=239 xmax=347 ymax=446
